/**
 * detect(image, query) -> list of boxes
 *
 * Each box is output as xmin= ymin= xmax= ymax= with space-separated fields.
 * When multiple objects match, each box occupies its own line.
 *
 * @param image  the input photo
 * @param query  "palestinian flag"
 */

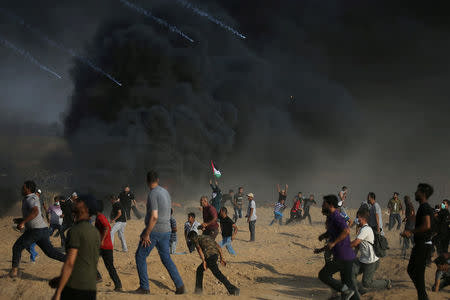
xmin=211 ymin=160 xmax=221 ymax=178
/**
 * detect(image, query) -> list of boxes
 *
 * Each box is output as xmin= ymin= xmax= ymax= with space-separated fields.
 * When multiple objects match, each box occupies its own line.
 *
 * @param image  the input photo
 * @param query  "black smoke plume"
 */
xmin=64 ymin=1 xmax=360 ymax=200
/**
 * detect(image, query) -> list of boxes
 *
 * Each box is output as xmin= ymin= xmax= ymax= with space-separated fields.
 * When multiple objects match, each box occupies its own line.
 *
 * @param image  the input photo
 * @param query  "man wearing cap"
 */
xmin=245 ymin=193 xmax=257 ymax=242
xmin=50 ymin=194 xmax=100 ymax=300
xmin=9 ymin=181 xmax=66 ymax=278
xmin=118 ymin=185 xmax=135 ymax=220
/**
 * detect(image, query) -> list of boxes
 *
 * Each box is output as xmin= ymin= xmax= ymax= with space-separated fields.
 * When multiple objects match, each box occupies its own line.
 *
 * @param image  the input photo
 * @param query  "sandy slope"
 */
xmin=0 ymin=205 xmax=448 ymax=300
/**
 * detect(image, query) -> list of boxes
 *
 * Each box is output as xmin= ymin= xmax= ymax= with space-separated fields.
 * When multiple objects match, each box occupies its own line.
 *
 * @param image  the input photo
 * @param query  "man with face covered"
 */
xmin=401 ymin=183 xmax=434 ymax=300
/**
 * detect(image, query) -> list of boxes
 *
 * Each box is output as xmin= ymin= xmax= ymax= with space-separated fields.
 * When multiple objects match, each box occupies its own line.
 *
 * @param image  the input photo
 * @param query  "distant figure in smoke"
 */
xmin=286 ymin=192 xmax=303 ymax=225
xmin=301 ymin=194 xmax=317 ymax=225
xmin=200 ymin=196 xmax=219 ymax=240
xmin=209 ymin=179 xmax=222 ymax=214
xmin=269 ymin=198 xmax=287 ymax=226
xmin=135 ymin=170 xmax=185 ymax=294
xmin=401 ymin=195 xmax=415 ymax=259
xmin=110 ymin=195 xmax=128 ymax=252
xmin=9 ymin=181 xmax=65 ymax=278
xmin=388 ymin=192 xmax=403 ymax=231
xmin=401 ymin=183 xmax=434 ymax=300
xmin=221 ymin=189 xmax=234 ymax=209
xmin=118 ymin=184 xmax=134 ymax=220
xmin=245 ymin=193 xmax=257 ymax=242
xmin=232 ymin=187 xmax=244 ymax=223
xmin=170 ymin=208 xmax=178 ymax=254
xmin=47 ymin=196 xmax=65 ymax=247
xmin=277 ymin=183 xmax=288 ymax=202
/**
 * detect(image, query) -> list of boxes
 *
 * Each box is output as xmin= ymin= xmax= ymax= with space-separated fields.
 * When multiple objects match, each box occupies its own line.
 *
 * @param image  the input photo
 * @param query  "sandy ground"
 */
xmin=0 ymin=205 xmax=449 ymax=300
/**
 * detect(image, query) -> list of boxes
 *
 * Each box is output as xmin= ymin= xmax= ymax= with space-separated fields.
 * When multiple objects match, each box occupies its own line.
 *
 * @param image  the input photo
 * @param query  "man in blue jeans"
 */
xmin=135 ymin=170 xmax=185 ymax=294
xmin=9 ymin=180 xmax=66 ymax=277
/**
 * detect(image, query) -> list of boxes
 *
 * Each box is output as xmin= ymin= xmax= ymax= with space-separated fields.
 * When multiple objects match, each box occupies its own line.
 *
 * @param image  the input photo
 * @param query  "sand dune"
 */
xmin=0 ymin=205 xmax=448 ymax=299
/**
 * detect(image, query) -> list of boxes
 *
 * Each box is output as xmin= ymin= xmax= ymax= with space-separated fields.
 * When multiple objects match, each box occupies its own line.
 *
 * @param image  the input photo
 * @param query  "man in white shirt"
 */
xmin=245 ymin=193 xmax=257 ymax=242
xmin=184 ymin=212 xmax=201 ymax=253
xmin=351 ymin=207 xmax=391 ymax=296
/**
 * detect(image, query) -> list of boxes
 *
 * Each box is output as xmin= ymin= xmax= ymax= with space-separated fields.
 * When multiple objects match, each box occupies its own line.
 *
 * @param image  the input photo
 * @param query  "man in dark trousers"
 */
xmin=188 ymin=231 xmax=239 ymax=295
xmin=301 ymin=194 xmax=317 ymax=225
xmin=118 ymin=184 xmax=134 ymax=220
xmin=60 ymin=192 xmax=77 ymax=246
xmin=9 ymin=181 xmax=66 ymax=277
xmin=402 ymin=183 xmax=434 ymax=300
xmin=317 ymin=194 xmax=357 ymax=300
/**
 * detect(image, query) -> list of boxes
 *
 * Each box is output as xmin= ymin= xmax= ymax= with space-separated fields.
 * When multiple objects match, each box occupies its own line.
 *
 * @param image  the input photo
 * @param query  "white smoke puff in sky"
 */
xmin=0 ymin=7 xmax=122 ymax=86
xmin=118 ymin=0 xmax=194 ymax=42
xmin=175 ymin=0 xmax=246 ymax=39
xmin=0 ymin=35 xmax=62 ymax=79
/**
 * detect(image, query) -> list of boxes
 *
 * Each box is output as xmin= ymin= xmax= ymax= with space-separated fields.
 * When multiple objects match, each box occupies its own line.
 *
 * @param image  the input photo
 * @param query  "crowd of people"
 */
xmin=5 ymin=174 xmax=450 ymax=299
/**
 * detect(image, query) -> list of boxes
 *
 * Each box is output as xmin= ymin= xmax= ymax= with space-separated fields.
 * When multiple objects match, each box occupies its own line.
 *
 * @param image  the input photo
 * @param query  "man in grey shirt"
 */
xmin=367 ymin=192 xmax=383 ymax=235
xmin=135 ymin=171 xmax=185 ymax=294
xmin=9 ymin=180 xmax=65 ymax=277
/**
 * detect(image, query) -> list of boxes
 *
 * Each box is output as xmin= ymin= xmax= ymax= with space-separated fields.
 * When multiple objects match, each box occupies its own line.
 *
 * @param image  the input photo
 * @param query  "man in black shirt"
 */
xmin=118 ymin=185 xmax=135 ymax=220
xmin=402 ymin=183 xmax=434 ymax=300
xmin=301 ymin=194 xmax=317 ymax=225
xmin=60 ymin=192 xmax=77 ymax=247
xmin=435 ymin=200 xmax=450 ymax=255
xmin=110 ymin=195 xmax=128 ymax=252
xmin=218 ymin=207 xmax=237 ymax=255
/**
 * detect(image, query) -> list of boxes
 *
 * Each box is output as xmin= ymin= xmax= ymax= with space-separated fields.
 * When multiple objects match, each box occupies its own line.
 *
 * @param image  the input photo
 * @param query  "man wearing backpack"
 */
xmin=351 ymin=207 xmax=392 ymax=296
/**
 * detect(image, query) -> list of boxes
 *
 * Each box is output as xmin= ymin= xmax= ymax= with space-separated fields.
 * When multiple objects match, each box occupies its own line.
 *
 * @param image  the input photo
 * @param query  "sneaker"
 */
xmin=230 ymin=288 xmax=240 ymax=296
xmin=175 ymin=285 xmax=185 ymax=294
xmin=341 ymin=289 xmax=354 ymax=300
xmin=386 ymin=279 xmax=392 ymax=290
xmin=135 ymin=287 xmax=150 ymax=294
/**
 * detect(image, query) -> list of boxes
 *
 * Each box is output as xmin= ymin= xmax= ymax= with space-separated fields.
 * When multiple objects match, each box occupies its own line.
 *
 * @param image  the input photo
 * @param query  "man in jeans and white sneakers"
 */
xmin=351 ymin=207 xmax=392 ymax=296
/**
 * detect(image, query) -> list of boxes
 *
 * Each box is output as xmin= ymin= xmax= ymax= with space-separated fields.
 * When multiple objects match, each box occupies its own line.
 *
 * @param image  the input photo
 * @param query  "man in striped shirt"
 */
xmin=269 ymin=199 xmax=287 ymax=226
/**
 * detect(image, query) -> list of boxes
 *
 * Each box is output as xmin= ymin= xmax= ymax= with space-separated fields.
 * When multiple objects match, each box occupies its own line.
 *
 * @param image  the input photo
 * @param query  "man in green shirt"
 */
xmin=388 ymin=192 xmax=403 ymax=231
xmin=50 ymin=194 xmax=100 ymax=300
xmin=188 ymin=231 xmax=239 ymax=295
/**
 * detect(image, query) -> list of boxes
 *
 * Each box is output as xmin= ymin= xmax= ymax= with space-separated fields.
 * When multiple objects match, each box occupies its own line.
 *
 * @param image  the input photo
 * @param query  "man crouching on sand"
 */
xmin=188 ymin=231 xmax=240 ymax=295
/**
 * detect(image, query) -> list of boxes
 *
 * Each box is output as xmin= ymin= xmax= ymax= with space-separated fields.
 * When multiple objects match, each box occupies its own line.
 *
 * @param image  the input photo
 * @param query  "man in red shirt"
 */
xmin=286 ymin=193 xmax=303 ymax=225
xmin=200 ymin=196 xmax=219 ymax=240
xmin=95 ymin=200 xmax=122 ymax=291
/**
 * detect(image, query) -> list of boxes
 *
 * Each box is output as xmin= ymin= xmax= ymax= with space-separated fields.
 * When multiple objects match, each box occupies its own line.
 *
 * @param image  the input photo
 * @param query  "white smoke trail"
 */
xmin=117 ymin=0 xmax=194 ymax=43
xmin=174 ymin=0 xmax=246 ymax=39
xmin=0 ymin=7 xmax=122 ymax=86
xmin=0 ymin=35 xmax=62 ymax=79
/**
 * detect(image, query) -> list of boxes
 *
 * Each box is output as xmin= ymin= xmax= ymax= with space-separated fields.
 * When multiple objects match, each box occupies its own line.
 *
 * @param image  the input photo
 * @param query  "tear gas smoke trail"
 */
xmin=175 ymin=0 xmax=246 ymax=39
xmin=0 ymin=35 xmax=62 ymax=79
xmin=0 ymin=7 xmax=122 ymax=86
xmin=117 ymin=0 xmax=194 ymax=43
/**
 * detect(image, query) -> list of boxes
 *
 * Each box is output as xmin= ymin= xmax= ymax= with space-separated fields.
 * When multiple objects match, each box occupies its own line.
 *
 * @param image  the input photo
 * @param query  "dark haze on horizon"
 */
xmin=1 ymin=0 xmax=450 ymax=213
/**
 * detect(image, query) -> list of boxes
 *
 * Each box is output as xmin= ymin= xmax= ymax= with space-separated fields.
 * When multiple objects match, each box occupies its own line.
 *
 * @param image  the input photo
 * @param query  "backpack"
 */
xmin=373 ymin=232 xmax=389 ymax=258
